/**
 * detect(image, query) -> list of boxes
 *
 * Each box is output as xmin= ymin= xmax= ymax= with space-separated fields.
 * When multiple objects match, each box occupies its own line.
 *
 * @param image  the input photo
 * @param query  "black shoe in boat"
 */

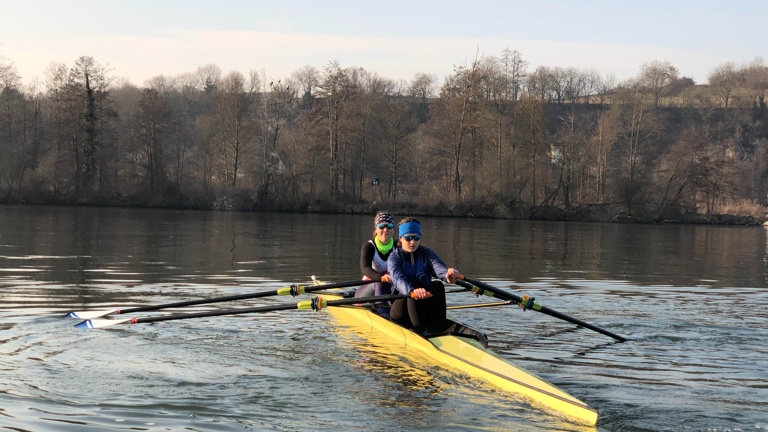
xmin=420 ymin=326 xmax=449 ymax=338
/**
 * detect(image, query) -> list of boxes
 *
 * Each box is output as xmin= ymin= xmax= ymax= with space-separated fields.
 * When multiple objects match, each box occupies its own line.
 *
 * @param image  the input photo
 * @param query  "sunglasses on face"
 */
xmin=376 ymin=223 xmax=394 ymax=229
xmin=402 ymin=235 xmax=421 ymax=242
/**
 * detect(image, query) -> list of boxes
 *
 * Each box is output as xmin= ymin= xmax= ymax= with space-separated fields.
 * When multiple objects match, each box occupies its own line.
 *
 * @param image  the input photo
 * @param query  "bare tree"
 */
xmin=707 ymin=62 xmax=742 ymax=108
xmin=637 ymin=60 xmax=679 ymax=107
xmin=258 ymin=76 xmax=296 ymax=201
xmin=548 ymin=67 xmax=568 ymax=104
xmin=514 ymin=97 xmax=547 ymax=206
xmin=590 ymin=107 xmax=619 ymax=203
xmin=409 ymin=72 xmax=437 ymax=104
xmin=594 ymin=73 xmax=617 ymax=105
xmin=145 ymin=75 xmax=175 ymax=93
xmin=562 ymin=68 xmax=588 ymax=103
xmin=291 ymin=65 xmax=320 ymax=108
xmin=614 ymin=91 xmax=661 ymax=208
xmin=501 ymin=48 xmax=527 ymax=102
xmin=130 ymin=88 xmax=171 ymax=198
xmin=0 ymin=56 xmax=41 ymax=200
xmin=212 ymin=71 xmax=253 ymax=189
xmin=742 ymin=57 xmax=768 ymax=111
xmin=316 ymin=61 xmax=357 ymax=197
xmin=42 ymin=62 xmax=72 ymax=194
xmin=38 ymin=57 xmax=111 ymax=199
xmin=526 ymin=66 xmax=552 ymax=102
xmin=174 ymin=72 xmax=199 ymax=92
xmin=381 ymin=98 xmax=416 ymax=201
xmin=196 ymin=64 xmax=222 ymax=93
xmin=547 ymin=111 xmax=590 ymax=210
xmin=477 ymin=53 xmax=516 ymax=194
xmin=351 ymin=69 xmax=392 ymax=200
xmin=653 ymin=125 xmax=720 ymax=217
xmin=434 ymin=55 xmax=484 ymax=200
xmin=71 ymin=56 xmax=109 ymax=197
xmin=580 ymin=69 xmax=602 ymax=103
xmin=409 ymin=72 xmax=437 ymax=122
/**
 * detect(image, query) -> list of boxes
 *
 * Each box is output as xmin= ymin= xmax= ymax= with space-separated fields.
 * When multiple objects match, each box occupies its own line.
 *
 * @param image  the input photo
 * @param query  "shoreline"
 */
xmin=2 ymin=201 xmax=764 ymax=226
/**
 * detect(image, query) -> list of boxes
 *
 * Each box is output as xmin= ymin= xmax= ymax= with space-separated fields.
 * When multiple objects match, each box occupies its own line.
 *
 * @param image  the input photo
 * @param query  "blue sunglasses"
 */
xmin=402 ymin=235 xmax=421 ymax=241
xmin=376 ymin=223 xmax=394 ymax=229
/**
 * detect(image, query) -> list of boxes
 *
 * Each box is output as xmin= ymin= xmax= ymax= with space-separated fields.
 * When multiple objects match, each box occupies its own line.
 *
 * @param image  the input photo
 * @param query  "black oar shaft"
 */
xmin=117 ymin=292 xmax=286 ymax=314
xmin=133 ymin=302 xmax=302 ymax=323
xmin=110 ymin=279 xmax=371 ymax=315
xmin=447 ymin=301 xmax=512 ymax=310
xmin=459 ymin=277 xmax=627 ymax=342
xmin=537 ymin=305 xmax=626 ymax=342
xmin=129 ymin=294 xmax=409 ymax=325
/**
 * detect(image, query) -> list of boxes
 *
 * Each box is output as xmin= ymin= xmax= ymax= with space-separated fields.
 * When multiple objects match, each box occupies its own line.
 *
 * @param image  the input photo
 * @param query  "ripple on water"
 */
xmin=2 ymin=211 xmax=768 ymax=432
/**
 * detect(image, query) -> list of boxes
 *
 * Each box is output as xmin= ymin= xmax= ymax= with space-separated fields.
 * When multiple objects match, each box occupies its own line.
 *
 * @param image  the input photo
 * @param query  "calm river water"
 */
xmin=0 ymin=205 xmax=766 ymax=432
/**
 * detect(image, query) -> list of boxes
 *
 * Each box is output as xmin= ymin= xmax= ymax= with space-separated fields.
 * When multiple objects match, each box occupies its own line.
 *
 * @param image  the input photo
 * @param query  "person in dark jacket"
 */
xmin=354 ymin=211 xmax=395 ymax=317
xmin=387 ymin=217 xmax=462 ymax=335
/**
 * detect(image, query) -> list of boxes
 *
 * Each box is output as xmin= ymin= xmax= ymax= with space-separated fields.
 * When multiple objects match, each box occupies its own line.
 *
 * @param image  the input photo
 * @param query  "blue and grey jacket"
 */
xmin=387 ymin=245 xmax=449 ymax=295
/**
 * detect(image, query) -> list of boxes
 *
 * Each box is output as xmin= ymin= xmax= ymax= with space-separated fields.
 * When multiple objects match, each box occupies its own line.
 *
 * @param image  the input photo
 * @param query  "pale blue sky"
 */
xmin=1 ymin=0 xmax=766 ymax=87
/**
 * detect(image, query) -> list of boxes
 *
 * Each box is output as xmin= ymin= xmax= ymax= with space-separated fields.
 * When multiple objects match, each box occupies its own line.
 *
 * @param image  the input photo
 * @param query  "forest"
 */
xmin=1 ymin=49 xmax=767 ymax=224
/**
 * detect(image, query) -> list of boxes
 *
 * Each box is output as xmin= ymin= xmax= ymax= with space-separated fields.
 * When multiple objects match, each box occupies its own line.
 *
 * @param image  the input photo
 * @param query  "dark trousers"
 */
xmin=354 ymin=282 xmax=392 ymax=317
xmin=390 ymin=280 xmax=447 ymax=333
xmin=354 ymin=282 xmax=392 ymax=298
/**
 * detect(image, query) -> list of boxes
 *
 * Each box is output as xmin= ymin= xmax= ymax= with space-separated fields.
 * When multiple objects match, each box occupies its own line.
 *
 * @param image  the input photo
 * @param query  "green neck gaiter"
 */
xmin=374 ymin=237 xmax=394 ymax=255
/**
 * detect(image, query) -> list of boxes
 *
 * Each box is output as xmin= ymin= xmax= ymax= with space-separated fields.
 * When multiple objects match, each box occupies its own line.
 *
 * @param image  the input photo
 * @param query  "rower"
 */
xmin=387 ymin=217 xmax=463 ymax=336
xmin=355 ymin=211 xmax=396 ymax=318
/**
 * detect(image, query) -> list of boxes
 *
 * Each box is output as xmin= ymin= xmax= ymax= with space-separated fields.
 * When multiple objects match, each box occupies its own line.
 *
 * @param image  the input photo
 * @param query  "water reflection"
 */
xmin=1 ymin=206 xmax=767 ymax=431
xmin=443 ymin=219 xmax=768 ymax=289
xmin=3 ymin=206 xmax=768 ymax=290
xmin=327 ymin=318 xmax=595 ymax=432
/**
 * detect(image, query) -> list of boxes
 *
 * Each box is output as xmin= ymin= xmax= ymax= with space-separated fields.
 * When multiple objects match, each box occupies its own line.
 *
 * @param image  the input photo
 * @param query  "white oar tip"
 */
xmin=74 ymin=320 xmax=95 ymax=329
xmin=74 ymin=317 xmax=131 ymax=329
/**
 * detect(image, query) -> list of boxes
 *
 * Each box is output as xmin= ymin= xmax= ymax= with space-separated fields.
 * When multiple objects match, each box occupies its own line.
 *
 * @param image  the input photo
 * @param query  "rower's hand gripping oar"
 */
xmin=75 ymin=292 xmax=420 ymax=329
xmin=456 ymin=276 xmax=627 ymax=342
xmin=65 ymin=279 xmax=372 ymax=319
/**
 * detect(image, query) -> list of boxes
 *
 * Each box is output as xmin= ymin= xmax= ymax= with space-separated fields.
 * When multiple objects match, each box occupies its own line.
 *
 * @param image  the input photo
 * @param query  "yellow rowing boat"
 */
xmin=318 ymin=290 xmax=599 ymax=426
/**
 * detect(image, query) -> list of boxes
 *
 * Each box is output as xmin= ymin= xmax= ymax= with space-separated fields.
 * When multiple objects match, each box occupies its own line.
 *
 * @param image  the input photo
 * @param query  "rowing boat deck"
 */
xmin=319 ymin=291 xmax=599 ymax=426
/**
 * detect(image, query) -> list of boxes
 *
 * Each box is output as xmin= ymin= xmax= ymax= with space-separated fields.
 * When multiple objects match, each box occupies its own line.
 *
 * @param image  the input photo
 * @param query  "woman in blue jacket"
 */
xmin=387 ymin=217 xmax=462 ymax=336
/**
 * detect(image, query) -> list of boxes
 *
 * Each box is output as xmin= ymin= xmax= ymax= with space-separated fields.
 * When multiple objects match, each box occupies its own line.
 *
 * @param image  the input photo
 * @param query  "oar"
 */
xmin=447 ymin=300 xmax=513 ymax=310
xmin=456 ymin=277 xmax=627 ymax=342
xmin=65 ymin=279 xmax=372 ymax=319
xmin=74 ymin=293 xmax=416 ymax=329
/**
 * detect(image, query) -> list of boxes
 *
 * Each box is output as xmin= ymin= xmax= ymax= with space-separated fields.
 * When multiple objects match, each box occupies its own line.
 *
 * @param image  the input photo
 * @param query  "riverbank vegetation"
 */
xmin=1 ymin=50 xmax=767 ymax=224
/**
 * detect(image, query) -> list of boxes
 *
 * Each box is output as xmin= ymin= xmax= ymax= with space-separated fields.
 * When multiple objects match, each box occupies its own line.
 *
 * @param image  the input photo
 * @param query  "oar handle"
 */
xmin=459 ymin=277 xmax=627 ymax=342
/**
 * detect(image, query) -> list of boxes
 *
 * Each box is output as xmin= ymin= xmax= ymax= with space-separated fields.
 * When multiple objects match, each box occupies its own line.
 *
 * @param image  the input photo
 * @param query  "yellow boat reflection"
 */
xmin=320 ymin=291 xmax=599 ymax=427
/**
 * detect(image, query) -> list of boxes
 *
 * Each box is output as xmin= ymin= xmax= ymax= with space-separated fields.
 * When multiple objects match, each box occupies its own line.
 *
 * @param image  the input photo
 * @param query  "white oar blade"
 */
xmin=66 ymin=309 xmax=117 ymax=319
xmin=75 ymin=318 xmax=132 ymax=329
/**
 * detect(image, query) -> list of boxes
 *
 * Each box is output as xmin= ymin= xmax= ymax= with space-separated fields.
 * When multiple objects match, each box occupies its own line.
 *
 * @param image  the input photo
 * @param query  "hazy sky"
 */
xmin=1 ymin=0 xmax=766 ymax=87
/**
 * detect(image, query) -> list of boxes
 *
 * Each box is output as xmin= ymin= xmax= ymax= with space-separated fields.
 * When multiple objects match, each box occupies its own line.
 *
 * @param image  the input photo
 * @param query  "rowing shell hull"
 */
xmin=320 ymin=293 xmax=598 ymax=426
